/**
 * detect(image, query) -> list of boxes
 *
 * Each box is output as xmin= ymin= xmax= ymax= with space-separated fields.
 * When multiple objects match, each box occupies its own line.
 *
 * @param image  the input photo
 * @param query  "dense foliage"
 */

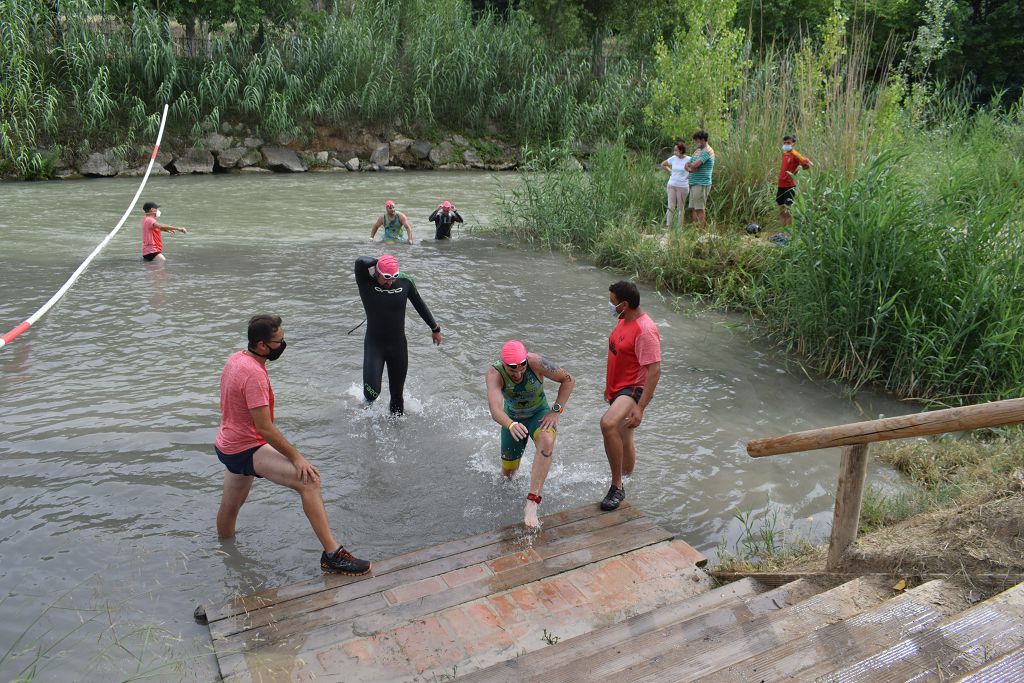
xmin=501 ymin=18 xmax=1024 ymax=404
xmin=0 ymin=0 xmax=654 ymax=177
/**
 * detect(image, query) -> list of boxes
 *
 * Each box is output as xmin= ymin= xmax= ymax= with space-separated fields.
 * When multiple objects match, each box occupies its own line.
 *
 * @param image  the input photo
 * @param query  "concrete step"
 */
xmin=954 ymin=645 xmax=1024 ymax=683
xmin=816 ymin=581 xmax=1024 ymax=682
xmin=457 ymin=577 xmax=772 ymax=682
xmin=704 ymin=579 xmax=972 ymax=681
xmin=476 ymin=576 xmax=856 ymax=682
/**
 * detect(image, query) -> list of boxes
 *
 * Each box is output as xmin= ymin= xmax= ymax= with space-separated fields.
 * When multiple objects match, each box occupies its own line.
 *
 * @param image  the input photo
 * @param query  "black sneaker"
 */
xmin=600 ymin=484 xmax=625 ymax=511
xmin=321 ymin=546 xmax=371 ymax=575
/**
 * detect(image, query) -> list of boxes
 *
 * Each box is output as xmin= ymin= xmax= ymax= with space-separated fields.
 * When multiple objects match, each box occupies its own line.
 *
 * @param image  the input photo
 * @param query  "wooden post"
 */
xmin=826 ymin=443 xmax=869 ymax=571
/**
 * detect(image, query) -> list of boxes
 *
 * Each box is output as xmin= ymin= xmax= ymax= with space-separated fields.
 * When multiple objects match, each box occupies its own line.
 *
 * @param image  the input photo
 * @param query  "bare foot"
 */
xmin=524 ymin=500 xmax=540 ymax=528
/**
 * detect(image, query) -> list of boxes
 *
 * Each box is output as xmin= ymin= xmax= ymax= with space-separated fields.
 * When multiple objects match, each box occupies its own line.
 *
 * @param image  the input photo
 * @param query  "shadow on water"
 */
xmin=0 ymin=172 xmax=909 ymax=678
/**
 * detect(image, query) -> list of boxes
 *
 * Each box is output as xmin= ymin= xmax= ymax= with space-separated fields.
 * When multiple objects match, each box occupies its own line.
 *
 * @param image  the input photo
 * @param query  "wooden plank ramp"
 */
xmin=201 ymin=502 xmax=711 ymax=682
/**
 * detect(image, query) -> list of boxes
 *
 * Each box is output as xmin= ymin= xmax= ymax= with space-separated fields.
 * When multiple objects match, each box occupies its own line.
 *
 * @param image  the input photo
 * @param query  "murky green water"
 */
xmin=0 ymin=171 xmax=907 ymax=679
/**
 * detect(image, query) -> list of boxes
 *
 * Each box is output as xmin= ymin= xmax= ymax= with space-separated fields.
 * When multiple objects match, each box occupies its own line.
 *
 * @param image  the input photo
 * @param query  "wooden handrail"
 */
xmin=747 ymin=397 xmax=1024 ymax=458
xmin=745 ymin=396 xmax=1024 ymax=571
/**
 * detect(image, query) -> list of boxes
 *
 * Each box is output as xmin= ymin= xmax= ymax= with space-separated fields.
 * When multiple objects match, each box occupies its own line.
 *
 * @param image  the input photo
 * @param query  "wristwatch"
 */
xmin=550 ymin=403 xmax=564 ymax=414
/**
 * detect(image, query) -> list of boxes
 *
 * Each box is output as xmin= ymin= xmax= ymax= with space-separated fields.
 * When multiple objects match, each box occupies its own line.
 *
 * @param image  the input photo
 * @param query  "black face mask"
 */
xmin=251 ymin=339 xmax=287 ymax=361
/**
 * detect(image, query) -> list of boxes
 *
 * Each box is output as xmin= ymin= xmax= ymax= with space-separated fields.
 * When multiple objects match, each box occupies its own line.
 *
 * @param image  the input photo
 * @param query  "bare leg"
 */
xmin=252 ymin=444 xmax=340 ymax=553
xmin=524 ymin=429 xmax=556 ymax=528
xmin=622 ymin=423 xmax=637 ymax=476
xmin=780 ymin=204 xmax=792 ymax=226
xmin=600 ymin=397 xmax=635 ymax=488
xmin=217 ymin=471 xmax=254 ymax=538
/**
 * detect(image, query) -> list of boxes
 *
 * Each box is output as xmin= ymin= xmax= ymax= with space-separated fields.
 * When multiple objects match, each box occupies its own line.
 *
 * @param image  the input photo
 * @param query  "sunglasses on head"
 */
xmin=504 ymin=359 xmax=528 ymax=370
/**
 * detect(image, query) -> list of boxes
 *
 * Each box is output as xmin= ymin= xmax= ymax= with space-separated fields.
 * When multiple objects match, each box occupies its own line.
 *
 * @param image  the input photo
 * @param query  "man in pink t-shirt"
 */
xmin=141 ymin=201 xmax=188 ymax=262
xmin=599 ymin=281 xmax=662 ymax=511
xmin=214 ymin=314 xmax=371 ymax=575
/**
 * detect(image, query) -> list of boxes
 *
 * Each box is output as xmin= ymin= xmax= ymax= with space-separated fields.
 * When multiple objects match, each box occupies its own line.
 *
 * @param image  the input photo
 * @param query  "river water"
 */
xmin=0 ymin=171 xmax=907 ymax=680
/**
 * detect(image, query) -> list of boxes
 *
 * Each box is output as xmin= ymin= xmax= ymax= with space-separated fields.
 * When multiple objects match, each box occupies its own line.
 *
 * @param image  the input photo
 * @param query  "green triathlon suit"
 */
xmin=382 ymin=214 xmax=405 ymax=241
xmin=494 ymin=361 xmax=554 ymax=466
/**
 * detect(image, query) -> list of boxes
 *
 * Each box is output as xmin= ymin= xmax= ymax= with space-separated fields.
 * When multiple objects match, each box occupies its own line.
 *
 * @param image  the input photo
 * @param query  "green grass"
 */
xmin=713 ymin=502 xmax=817 ymax=572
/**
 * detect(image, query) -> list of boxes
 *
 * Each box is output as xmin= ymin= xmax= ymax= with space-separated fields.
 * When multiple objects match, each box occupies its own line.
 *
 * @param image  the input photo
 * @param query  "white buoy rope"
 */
xmin=1 ymin=104 xmax=170 ymax=351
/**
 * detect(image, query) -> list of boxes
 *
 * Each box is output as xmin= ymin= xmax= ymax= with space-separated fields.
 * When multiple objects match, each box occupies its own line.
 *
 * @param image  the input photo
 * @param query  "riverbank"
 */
xmin=38 ymin=125 xmax=530 ymax=180
xmin=713 ymin=432 xmax=1024 ymax=593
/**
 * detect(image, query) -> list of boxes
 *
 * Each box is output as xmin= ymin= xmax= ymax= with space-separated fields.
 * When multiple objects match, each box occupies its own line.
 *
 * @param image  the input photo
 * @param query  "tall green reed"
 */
xmin=765 ymin=110 xmax=1024 ymax=404
xmin=1 ymin=0 xmax=655 ymax=177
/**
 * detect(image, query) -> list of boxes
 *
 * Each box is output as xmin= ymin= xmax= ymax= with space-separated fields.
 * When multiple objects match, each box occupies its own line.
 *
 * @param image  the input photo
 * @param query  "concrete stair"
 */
xmin=465 ymin=576 xmax=1024 ymax=682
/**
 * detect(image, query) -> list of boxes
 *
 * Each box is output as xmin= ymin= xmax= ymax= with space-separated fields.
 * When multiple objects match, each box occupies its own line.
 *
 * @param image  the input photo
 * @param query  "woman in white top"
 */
xmin=660 ymin=141 xmax=691 ymax=232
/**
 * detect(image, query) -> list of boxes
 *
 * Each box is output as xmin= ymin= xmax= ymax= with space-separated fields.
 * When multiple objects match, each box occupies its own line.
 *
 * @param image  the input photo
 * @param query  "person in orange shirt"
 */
xmin=777 ymin=135 xmax=813 ymax=227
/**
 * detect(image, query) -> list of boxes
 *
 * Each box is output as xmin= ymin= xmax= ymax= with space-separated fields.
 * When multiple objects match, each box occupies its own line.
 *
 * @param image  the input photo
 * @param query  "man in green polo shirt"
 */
xmin=685 ymin=130 xmax=715 ymax=225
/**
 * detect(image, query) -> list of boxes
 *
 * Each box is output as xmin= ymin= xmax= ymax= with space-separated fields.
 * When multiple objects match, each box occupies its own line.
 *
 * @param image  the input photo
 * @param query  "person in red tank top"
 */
xmin=599 ymin=281 xmax=662 ymax=512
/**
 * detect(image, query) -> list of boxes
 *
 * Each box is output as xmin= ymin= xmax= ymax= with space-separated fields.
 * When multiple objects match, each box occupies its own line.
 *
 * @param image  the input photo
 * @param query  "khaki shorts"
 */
xmin=688 ymin=184 xmax=711 ymax=210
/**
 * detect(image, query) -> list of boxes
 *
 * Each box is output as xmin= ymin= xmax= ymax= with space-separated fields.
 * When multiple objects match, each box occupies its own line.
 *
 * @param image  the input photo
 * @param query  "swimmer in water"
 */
xmin=485 ymin=340 xmax=575 ymax=528
xmin=370 ymin=200 xmax=415 ymax=244
xmin=428 ymin=200 xmax=463 ymax=240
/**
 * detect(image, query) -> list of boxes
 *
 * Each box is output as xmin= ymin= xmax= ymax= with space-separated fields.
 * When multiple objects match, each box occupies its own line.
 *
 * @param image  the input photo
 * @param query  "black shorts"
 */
xmin=143 ymin=252 xmax=161 ymax=261
xmin=215 ymin=445 xmax=263 ymax=477
xmin=776 ymin=187 xmax=796 ymax=206
xmin=609 ymin=386 xmax=643 ymax=404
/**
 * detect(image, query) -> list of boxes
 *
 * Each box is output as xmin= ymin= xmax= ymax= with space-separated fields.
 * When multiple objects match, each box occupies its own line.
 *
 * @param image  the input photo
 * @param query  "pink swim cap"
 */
xmin=384 ymin=200 xmax=395 ymax=209
xmin=441 ymin=201 xmax=452 ymax=210
xmin=377 ymin=254 xmax=399 ymax=276
xmin=501 ymin=340 xmax=527 ymax=366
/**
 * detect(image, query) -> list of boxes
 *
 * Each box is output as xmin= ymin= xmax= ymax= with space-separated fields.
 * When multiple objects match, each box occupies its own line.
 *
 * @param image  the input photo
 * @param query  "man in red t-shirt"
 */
xmin=776 ymin=135 xmax=813 ymax=227
xmin=141 ymin=201 xmax=188 ymax=262
xmin=214 ymin=314 xmax=371 ymax=575
xmin=599 ymin=281 xmax=662 ymax=511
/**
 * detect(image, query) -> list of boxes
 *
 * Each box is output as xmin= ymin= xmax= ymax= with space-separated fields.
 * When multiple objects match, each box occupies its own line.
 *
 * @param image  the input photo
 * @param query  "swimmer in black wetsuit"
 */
xmin=428 ymin=201 xmax=463 ymax=240
xmin=354 ymin=254 xmax=442 ymax=414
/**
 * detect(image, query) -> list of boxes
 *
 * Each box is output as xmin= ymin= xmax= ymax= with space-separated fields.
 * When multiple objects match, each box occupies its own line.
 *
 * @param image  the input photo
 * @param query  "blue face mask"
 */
xmin=608 ymin=301 xmax=624 ymax=318
xmin=782 ymin=144 xmax=794 ymax=152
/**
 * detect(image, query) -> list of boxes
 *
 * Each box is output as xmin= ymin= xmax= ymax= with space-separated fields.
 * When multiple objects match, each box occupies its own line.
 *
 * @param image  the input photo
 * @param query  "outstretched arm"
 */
xmin=156 ymin=221 xmax=187 ymax=234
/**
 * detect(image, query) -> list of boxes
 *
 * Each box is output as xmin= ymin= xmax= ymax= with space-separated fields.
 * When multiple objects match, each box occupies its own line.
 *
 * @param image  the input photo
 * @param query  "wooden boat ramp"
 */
xmin=199 ymin=501 xmax=1024 ymax=681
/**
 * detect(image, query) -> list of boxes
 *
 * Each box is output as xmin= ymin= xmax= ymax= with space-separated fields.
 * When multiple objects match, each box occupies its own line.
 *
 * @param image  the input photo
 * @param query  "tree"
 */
xmin=644 ymin=0 xmax=749 ymax=141
xmin=122 ymin=0 xmax=303 ymax=55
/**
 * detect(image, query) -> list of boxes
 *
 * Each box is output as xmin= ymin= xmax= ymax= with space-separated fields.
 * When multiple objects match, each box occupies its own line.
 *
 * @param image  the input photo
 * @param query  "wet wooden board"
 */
xmin=200 ymin=502 xmax=705 ymax=681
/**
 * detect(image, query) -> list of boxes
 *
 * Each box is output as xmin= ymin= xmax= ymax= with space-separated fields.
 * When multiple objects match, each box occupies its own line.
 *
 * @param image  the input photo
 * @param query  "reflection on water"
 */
xmin=0 ymin=172 xmax=908 ymax=678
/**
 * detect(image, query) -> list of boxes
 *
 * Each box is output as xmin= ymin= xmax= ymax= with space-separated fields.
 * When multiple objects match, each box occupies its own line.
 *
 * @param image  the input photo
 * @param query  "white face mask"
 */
xmin=155 ymin=209 xmax=162 ymax=218
xmin=608 ymin=301 xmax=624 ymax=318
xmin=782 ymin=144 xmax=793 ymax=152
